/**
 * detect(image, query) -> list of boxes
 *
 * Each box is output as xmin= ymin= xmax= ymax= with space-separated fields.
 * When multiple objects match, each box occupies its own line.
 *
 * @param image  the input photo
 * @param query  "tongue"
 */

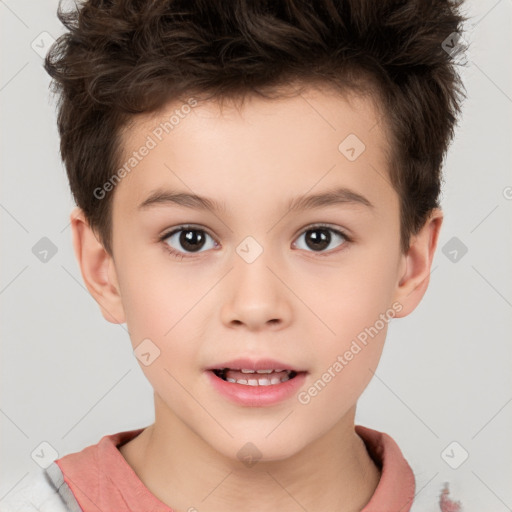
xmin=223 ymin=369 xmax=288 ymax=381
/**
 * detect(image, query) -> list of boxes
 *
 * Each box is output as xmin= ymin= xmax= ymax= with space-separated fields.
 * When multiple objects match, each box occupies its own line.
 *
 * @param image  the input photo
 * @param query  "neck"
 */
xmin=120 ymin=400 xmax=381 ymax=512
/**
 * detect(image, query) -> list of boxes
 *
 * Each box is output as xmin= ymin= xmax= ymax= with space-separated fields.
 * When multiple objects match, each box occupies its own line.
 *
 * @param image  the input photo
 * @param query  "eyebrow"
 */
xmin=137 ymin=186 xmax=375 ymax=213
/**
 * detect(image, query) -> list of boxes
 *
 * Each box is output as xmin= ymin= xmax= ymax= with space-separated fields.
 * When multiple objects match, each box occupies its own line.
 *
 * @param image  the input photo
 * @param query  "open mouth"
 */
xmin=211 ymin=368 xmax=299 ymax=386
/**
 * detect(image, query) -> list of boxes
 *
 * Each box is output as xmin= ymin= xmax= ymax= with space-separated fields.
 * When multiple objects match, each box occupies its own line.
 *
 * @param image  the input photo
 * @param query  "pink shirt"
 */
xmin=52 ymin=424 xmax=416 ymax=511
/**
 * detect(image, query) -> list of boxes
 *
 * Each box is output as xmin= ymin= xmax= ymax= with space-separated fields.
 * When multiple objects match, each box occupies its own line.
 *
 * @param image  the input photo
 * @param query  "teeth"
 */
xmin=226 ymin=373 xmax=291 ymax=386
xmin=239 ymin=368 xmax=287 ymax=374
xmin=215 ymin=368 xmax=297 ymax=386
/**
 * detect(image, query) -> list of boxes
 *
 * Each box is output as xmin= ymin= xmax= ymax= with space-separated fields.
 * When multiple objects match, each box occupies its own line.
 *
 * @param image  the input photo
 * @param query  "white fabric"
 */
xmin=0 ymin=467 xmax=72 ymax=512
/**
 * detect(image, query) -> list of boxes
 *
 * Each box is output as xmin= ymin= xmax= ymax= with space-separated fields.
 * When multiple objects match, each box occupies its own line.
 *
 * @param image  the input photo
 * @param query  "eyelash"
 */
xmin=158 ymin=223 xmax=352 ymax=260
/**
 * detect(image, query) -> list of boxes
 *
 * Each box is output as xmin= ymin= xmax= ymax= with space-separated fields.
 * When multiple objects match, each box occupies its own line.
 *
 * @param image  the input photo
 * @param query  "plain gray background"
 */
xmin=1 ymin=1 xmax=511 ymax=510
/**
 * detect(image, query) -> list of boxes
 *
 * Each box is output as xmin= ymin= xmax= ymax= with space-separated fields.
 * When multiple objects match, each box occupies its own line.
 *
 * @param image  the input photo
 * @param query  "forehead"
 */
xmin=122 ymin=83 xmax=387 ymax=151
xmin=113 ymin=84 xmax=395 ymax=218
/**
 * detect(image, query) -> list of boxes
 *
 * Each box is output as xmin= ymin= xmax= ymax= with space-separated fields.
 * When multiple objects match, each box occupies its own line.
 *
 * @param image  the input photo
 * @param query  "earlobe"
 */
xmin=70 ymin=206 xmax=126 ymax=324
xmin=392 ymin=208 xmax=443 ymax=318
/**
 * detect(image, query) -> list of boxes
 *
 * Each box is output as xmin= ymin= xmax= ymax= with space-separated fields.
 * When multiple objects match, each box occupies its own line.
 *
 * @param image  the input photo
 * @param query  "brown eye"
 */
xmin=177 ymin=229 xmax=206 ymax=252
xmin=161 ymin=226 xmax=217 ymax=255
xmin=293 ymin=225 xmax=349 ymax=254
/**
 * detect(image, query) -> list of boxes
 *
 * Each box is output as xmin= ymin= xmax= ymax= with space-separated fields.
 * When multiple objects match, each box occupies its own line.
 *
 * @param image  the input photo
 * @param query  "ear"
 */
xmin=69 ymin=206 xmax=126 ymax=324
xmin=392 ymin=208 xmax=443 ymax=317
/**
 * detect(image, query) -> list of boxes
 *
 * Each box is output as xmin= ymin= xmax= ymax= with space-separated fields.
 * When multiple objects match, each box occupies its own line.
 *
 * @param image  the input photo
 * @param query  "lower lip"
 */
xmin=206 ymin=370 xmax=308 ymax=407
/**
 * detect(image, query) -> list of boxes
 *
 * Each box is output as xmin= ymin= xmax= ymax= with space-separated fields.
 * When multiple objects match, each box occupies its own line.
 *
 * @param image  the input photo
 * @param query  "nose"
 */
xmin=220 ymin=247 xmax=292 ymax=332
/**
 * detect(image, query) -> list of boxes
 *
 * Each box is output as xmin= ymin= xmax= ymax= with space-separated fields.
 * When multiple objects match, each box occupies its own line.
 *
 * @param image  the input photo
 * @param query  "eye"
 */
xmin=159 ymin=223 xmax=351 ymax=261
xmin=159 ymin=225 xmax=218 ymax=259
xmin=292 ymin=224 xmax=350 ymax=255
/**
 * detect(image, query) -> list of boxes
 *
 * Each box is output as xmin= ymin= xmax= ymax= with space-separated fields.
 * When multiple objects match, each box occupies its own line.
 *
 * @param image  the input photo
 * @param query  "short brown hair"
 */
xmin=44 ymin=0 xmax=468 ymax=257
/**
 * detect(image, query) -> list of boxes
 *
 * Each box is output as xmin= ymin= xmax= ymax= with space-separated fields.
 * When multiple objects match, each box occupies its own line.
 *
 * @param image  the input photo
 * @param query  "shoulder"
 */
xmin=0 ymin=466 xmax=73 ymax=512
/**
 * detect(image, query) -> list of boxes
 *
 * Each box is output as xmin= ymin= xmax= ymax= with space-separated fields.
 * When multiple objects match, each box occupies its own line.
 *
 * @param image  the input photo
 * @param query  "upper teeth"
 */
xmin=240 ymin=369 xmax=286 ymax=373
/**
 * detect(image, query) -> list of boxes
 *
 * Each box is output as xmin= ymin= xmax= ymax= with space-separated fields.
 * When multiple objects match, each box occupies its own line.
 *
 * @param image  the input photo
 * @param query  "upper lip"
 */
xmin=205 ymin=358 xmax=307 ymax=372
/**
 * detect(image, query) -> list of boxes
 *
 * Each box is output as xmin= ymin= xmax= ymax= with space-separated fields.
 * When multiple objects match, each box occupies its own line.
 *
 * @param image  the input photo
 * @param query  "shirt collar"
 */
xmin=55 ymin=424 xmax=415 ymax=511
xmin=356 ymin=424 xmax=416 ymax=511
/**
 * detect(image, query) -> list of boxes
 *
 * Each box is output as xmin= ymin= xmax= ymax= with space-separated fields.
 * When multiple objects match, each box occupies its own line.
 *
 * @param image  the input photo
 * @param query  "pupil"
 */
xmin=179 ymin=228 xmax=330 ymax=253
xmin=180 ymin=229 xmax=205 ymax=252
xmin=306 ymin=228 xmax=330 ymax=251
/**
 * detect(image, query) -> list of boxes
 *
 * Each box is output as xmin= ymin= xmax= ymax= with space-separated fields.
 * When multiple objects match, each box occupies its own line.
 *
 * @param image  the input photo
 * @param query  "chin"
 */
xmin=208 ymin=431 xmax=309 ymax=466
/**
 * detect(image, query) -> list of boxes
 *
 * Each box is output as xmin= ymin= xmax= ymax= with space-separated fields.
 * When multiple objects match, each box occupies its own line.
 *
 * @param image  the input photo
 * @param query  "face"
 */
xmin=87 ymin=84 xmax=423 ymax=462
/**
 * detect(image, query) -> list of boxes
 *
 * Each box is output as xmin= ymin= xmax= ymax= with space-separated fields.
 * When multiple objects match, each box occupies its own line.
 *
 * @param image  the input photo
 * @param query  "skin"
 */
xmin=70 ymin=83 xmax=443 ymax=512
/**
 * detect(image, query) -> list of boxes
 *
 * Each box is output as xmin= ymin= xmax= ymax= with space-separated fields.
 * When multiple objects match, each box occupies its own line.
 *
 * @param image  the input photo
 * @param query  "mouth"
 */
xmin=210 ymin=368 xmax=302 ymax=386
xmin=205 ymin=360 xmax=309 ymax=406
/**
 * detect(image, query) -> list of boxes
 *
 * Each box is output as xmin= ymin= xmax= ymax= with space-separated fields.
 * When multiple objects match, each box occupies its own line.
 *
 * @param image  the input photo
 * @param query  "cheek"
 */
xmin=117 ymin=261 xmax=210 ymax=387
xmin=117 ymin=255 xmax=205 ymax=344
xmin=304 ymin=249 xmax=399 ymax=341
xmin=299 ymin=242 xmax=398 ymax=392
xmin=298 ymin=326 xmax=387 ymax=418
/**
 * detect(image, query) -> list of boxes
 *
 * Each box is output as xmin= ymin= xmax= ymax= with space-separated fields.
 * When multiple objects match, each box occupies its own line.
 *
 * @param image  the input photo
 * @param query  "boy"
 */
xmin=1 ymin=0 xmax=467 ymax=510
